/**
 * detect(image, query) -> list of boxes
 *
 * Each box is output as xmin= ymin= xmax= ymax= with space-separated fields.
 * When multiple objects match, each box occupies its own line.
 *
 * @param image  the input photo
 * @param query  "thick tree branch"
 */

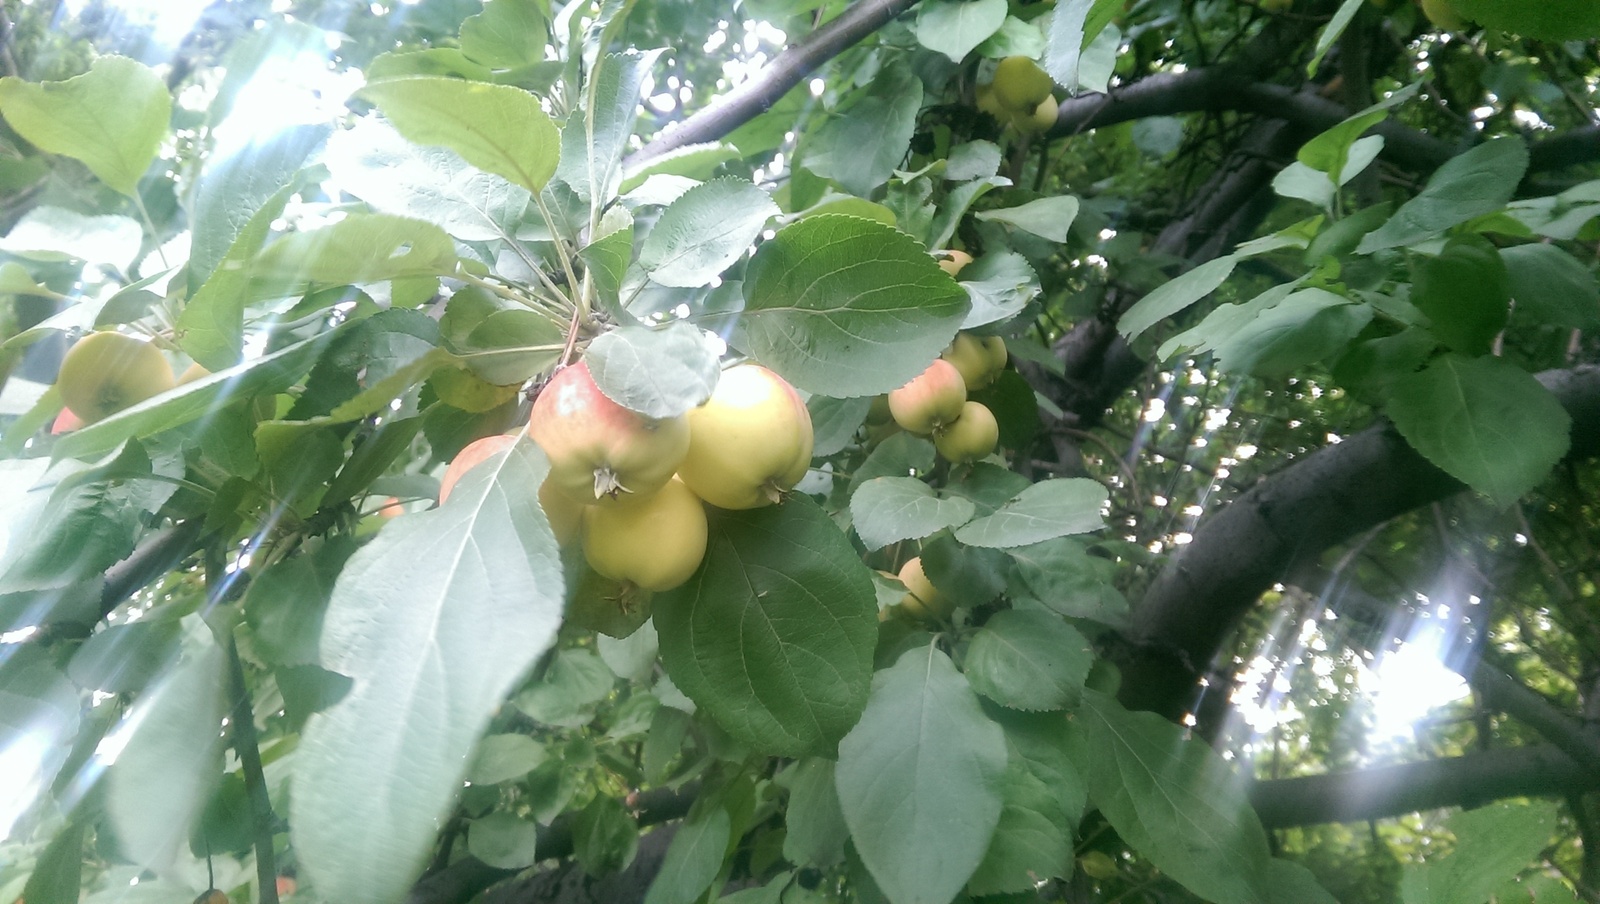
xmin=1249 ymin=744 xmax=1600 ymax=828
xmin=1469 ymin=660 xmax=1600 ymax=775
xmin=624 ymin=0 xmax=916 ymax=168
xmin=1116 ymin=365 xmax=1600 ymax=718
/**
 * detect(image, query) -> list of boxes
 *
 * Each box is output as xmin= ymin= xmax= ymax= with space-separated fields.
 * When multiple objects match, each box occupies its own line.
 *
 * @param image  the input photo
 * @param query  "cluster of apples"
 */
xmin=976 ymin=56 xmax=1059 ymax=135
xmin=868 ymin=331 xmax=1006 ymax=465
xmin=440 ymin=360 xmax=814 ymax=596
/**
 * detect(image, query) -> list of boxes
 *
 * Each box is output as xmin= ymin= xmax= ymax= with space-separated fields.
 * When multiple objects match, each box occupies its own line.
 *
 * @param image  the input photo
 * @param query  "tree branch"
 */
xmin=1249 ymin=744 xmax=1600 ymax=829
xmin=1468 ymin=660 xmax=1600 ymax=775
xmin=624 ymin=0 xmax=917 ymax=169
xmin=1115 ymin=365 xmax=1600 ymax=718
xmin=405 ymin=784 xmax=696 ymax=904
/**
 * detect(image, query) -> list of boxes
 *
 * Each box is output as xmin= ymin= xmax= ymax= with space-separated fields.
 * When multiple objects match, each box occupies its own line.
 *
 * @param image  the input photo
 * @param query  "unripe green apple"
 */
xmin=583 ymin=477 xmax=708 ymax=593
xmin=1015 ymin=94 xmax=1058 ymax=134
xmin=991 ymin=56 xmax=1054 ymax=112
xmin=941 ymin=333 xmax=1006 ymax=390
xmin=56 ymin=331 xmax=176 ymax=423
xmin=888 ymin=359 xmax=967 ymax=434
xmin=677 ymin=364 xmax=814 ymax=509
xmin=933 ymin=401 xmax=999 ymax=463
xmin=528 ymin=360 xmax=690 ymax=504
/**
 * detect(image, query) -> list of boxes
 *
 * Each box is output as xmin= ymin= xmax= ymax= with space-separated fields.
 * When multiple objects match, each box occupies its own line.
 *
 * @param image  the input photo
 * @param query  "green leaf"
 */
xmin=585 ymin=321 xmax=721 ymax=419
xmin=1212 ymin=289 xmax=1373 ymax=377
xmin=1043 ymin=0 xmax=1119 ymax=93
xmin=1357 ymin=139 xmax=1529 ymax=253
xmin=1298 ymin=83 xmax=1419 ymax=178
xmin=804 ymin=64 xmax=923 ymax=197
xmin=974 ymin=196 xmax=1080 ymax=243
xmin=178 ymin=182 xmax=298 ymax=370
xmin=0 ymin=649 xmax=79 ymax=820
xmin=468 ymin=812 xmax=540 ymax=870
xmin=639 ymin=177 xmax=778 ymax=287
xmin=558 ymin=49 xmax=661 ymax=204
xmin=850 ymin=477 xmax=976 ymax=551
xmin=324 ymin=117 xmax=531 ymax=244
xmin=851 ymin=432 xmax=937 ymax=493
xmin=954 ymin=478 xmax=1107 ymax=548
xmin=52 ymin=335 xmax=328 ymax=460
xmin=67 ymin=620 xmax=181 ymax=694
xmin=581 ymin=204 xmax=634 ymax=305
xmin=655 ymin=498 xmax=877 ymax=756
xmin=1118 ymin=256 xmax=1240 ymax=340
xmin=736 ymin=215 xmax=969 ymax=397
xmin=0 ymin=56 xmax=170 ymax=196
xmin=1406 ymin=801 xmax=1560 ymax=904
xmin=189 ymin=124 xmax=328 ymax=292
xmin=0 ymin=206 xmax=142 ymax=271
xmin=451 ymin=308 xmax=567 ymax=386
xmin=22 ymin=820 xmax=84 ymax=904
xmin=922 ymin=531 xmax=1010 ymax=609
xmin=621 ymin=143 xmax=740 ymax=194
xmin=107 ymin=630 xmax=227 ymax=871
xmin=512 ymin=648 xmax=616 ymax=728
xmin=965 ymin=610 xmax=1093 ymax=711
xmin=468 ymin=733 xmax=548 ymax=785
xmin=460 ymin=0 xmax=548 ymax=68
xmin=836 ymin=645 xmax=1008 ymax=904
xmin=915 ymin=0 xmax=1008 ymax=62
xmin=574 ymin=795 xmax=640 ymax=876
xmin=968 ymin=708 xmax=1084 ymax=894
xmin=809 ymin=395 xmax=872 ymax=457
xmin=1501 ymin=242 xmax=1600 ymax=330
xmin=1007 ymin=538 xmax=1129 ymax=624
xmin=1307 ymin=0 xmax=1366 ymax=76
xmin=1386 ymin=354 xmax=1571 ymax=509
xmin=643 ymin=802 xmax=731 ymax=904
xmin=1067 ymin=690 xmax=1275 ymax=904
xmin=291 ymin=439 xmax=565 ymax=904
xmin=253 ymin=213 xmax=458 ymax=295
xmin=1450 ymin=0 xmax=1600 ymax=40
xmin=945 ymin=141 xmax=1003 ymax=181
xmin=961 ymin=250 xmax=1040 ymax=329
xmin=1412 ymin=240 xmax=1509 ymax=355
xmin=976 ymin=16 xmax=1046 ymax=59
xmin=361 ymin=76 xmax=561 ymax=193
xmin=782 ymin=758 xmax=848 ymax=868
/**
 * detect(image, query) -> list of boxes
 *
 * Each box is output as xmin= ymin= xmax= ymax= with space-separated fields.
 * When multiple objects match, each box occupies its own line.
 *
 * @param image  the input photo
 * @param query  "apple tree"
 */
xmin=0 ymin=1 xmax=1598 ymax=903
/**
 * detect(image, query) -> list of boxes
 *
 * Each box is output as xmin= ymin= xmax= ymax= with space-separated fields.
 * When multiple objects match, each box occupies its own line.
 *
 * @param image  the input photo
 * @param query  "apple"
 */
xmin=50 ymin=407 xmax=84 ymax=434
xmin=677 ymin=364 xmax=814 ymax=509
xmin=941 ymin=333 xmax=1007 ymax=390
xmin=438 ymin=433 xmax=582 ymax=545
xmin=934 ymin=401 xmax=999 ymax=463
xmin=991 ymin=56 xmax=1054 ymax=112
xmin=938 ymin=250 xmax=973 ymax=278
xmin=1018 ymin=94 xmax=1058 ymax=133
xmin=888 ymin=359 xmax=967 ymax=434
xmin=178 ymin=361 xmax=210 ymax=384
xmin=583 ymin=477 xmax=708 ymax=592
xmin=55 ymin=331 xmax=175 ymax=423
xmin=527 ymin=361 xmax=690 ymax=504
xmin=376 ymin=496 xmax=404 ymax=518
xmin=1419 ymin=0 xmax=1465 ymax=28
xmin=896 ymin=556 xmax=951 ymax=620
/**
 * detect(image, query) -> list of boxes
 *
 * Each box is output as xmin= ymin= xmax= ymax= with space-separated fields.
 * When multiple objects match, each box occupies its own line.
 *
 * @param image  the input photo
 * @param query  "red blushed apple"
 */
xmin=888 ymin=359 xmax=967 ymax=434
xmin=527 ymin=361 xmax=689 ymax=504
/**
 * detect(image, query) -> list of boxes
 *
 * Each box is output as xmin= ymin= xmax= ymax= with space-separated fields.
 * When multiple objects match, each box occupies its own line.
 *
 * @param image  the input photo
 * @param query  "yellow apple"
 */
xmin=677 ymin=364 xmax=814 ymax=509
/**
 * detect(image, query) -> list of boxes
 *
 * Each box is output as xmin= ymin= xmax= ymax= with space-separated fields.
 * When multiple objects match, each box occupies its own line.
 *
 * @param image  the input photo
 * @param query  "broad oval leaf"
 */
xmin=1118 ymin=255 xmax=1240 ymax=340
xmin=965 ymin=610 xmax=1093 ymax=711
xmin=360 ymin=76 xmax=560 ymax=193
xmin=107 ymin=631 xmax=227 ymax=871
xmin=252 ymin=213 xmax=458 ymax=295
xmin=1066 ymin=689 xmax=1276 ymax=904
xmin=961 ymin=251 xmax=1040 ymax=329
xmin=916 ymin=0 xmax=1009 ymax=62
xmin=1385 ymin=354 xmax=1571 ymax=510
xmin=968 ymin=707 xmax=1086 ymax=895
xmin=654 ymin=496 xmax=878 ymax=757
xmin=0 ymin=56 xmax=170 ymax=197
xmin=586 ymin=321 xmax=722 ymax=419
xmin=850 ymin=476 xmax=976 ymax=551
xmin=803 ymin=65 xmax=923 ymax=198
xmin=1501 ymin=242 xmax=1600 ymax=330
xmin=190 ymin=123 xmax=328 ymax=291
xmin=974 ymin=196 xmax=1080 ymax=243
xmin=291 ymin=440 xmax=565 ymax=904
xmin=643 ymin=803 xmax=732 ymax=904
xmin=836 ymin=645 xmax=1007 ymax=904
xmin=1356 ymin=138 xmax=1529 ymax=253
xmin=639 ymin=177 xmax=779 ymax=287
xmin=558 ymin=49 xmax=662 ymax=204
xmin=467 ymin=812 xmax=540 ymax=870
xmin=954 ymin=478 xmax=1107 ymax=548
xmin=736 ymin=215 xmax=969 ymax=398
